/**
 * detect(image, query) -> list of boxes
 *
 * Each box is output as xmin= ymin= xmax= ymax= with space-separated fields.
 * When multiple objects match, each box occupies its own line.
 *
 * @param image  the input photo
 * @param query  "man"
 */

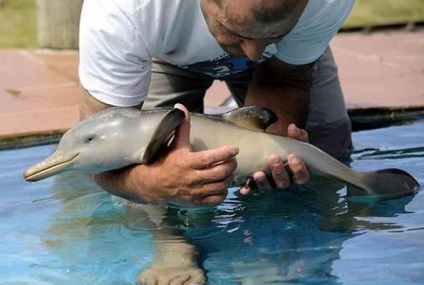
xmin=78 ymin=0 xmax=354 ymax=206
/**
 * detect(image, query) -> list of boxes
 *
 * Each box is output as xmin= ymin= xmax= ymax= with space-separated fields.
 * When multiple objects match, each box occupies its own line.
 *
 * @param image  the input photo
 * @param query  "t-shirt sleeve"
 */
xmin=275 ymin=0 xmax=354 ymax=65
xmin=78 ymin=0 xmax=151 ymax=107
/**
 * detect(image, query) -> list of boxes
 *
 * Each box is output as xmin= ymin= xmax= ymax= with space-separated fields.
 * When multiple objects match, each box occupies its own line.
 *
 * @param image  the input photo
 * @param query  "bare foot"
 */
xmin=138 ymin=266 xmax=205 ymax=285
xmin=138 ymin=240 xmax=205 ymax=285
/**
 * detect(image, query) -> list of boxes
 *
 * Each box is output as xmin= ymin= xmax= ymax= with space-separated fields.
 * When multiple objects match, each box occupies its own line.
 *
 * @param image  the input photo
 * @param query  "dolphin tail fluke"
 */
xmin=359 ymin=168 xmax=420 ymax=198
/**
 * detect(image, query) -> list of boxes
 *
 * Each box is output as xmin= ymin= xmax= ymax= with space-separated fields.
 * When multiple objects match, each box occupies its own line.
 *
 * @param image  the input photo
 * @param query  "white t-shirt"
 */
xmin=79 ymin=0 xmax=354 ymax=107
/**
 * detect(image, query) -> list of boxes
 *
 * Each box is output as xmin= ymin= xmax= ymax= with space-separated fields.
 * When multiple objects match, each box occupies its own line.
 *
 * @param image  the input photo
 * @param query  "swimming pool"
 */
xmin=1 ymin=120 xmax=423 ymax=284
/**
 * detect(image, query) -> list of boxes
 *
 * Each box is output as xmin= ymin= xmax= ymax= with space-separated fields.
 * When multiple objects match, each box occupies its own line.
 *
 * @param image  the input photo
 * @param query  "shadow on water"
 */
xmin=349 ymin=107 xmax=424 ymax=132
xmin=0 ymin=120 xmax=423 ymax=284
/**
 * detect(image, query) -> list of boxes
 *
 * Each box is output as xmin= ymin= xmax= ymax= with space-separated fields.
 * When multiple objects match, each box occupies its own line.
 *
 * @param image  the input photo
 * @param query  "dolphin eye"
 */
xmin=86 ymin=136 xmax=95 ymax=143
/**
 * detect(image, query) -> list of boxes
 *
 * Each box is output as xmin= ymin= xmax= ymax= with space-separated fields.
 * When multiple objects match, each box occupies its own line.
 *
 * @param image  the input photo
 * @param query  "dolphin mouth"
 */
xmin=23 ymin=152 xmax=79 ymax=182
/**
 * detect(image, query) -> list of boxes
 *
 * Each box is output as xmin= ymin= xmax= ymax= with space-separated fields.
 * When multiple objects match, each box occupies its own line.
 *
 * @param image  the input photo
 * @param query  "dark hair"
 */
xmin=212 ymin=0 xmax=303 ymax=24
xmin=254 ymin=1 xmax=297 ymax=23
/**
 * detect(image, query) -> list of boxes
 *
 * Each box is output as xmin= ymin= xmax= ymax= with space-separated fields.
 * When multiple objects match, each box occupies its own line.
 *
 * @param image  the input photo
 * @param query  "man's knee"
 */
xmin=307 ymin=118 xmax=352 ymax=161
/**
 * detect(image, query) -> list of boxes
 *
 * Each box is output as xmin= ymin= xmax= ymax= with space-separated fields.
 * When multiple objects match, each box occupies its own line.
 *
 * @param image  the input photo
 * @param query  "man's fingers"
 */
xmin=287 ymin=153 xmax=309 ymax=184
xmin=191 ymin=146 xmax=239 ymax=170
xmin=287 ymin=123 xmax=309 ymax=142
xmin=183 ymin=177 xmax=231 ymax=206
xmin=253 ymin=171 xmax=273 ymax=193
xmin=198 ymin=178 xmax=232 ymax=205
xmin=239 ymin=185 xmax=252 ymax=195
xmin=269 ymin=154 xmax=291 ymax=188
xmin=199 ymin=192 xmax=228 ymax=206
xmin=192 ymin=157 xmax=237 ymax=185
xmin=239 ymin=171 xmax=274 ymax=195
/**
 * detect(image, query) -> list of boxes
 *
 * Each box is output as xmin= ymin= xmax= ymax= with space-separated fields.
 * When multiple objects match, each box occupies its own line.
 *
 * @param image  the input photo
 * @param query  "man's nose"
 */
xmin=240 ymin=39 xmax=267 ymax=60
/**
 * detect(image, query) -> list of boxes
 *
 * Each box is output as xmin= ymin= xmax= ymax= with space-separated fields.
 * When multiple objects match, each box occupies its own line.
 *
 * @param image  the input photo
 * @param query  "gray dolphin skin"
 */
xmin=23 ymin=106 xmax=420 ymax=198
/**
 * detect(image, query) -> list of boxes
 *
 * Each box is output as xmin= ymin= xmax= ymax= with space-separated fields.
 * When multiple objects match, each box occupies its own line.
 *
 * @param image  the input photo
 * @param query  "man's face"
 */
xmin=200 ymin=0 xmax=307 ymax=60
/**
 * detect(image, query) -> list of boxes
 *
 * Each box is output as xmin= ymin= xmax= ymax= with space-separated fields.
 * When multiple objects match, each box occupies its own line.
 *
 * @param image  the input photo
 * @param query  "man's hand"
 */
xmin=239 ymin=124 xmax=310 ymax=195
xmin=80 ymin=88 xmax=237 ymax=207
xmin=117 ymin=104 xmax=239 ymax=206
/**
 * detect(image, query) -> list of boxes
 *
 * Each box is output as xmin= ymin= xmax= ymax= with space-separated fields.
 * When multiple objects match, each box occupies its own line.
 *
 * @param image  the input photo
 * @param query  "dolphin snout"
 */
xmin=23 ymin=152 xmax=79 ymax=182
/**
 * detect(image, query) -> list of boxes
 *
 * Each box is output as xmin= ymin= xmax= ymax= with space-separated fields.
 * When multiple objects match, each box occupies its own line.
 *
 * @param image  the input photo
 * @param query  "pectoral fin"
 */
xmin=142 ymin=108 xmax=185 ymax=164
xmin=221 ymin=106 xmax=278 ymax=131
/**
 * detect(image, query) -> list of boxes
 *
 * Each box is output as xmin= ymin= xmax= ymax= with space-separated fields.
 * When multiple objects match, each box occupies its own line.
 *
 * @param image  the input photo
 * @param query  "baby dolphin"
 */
xmin=24 ymin=106 xmax=420 ymax=198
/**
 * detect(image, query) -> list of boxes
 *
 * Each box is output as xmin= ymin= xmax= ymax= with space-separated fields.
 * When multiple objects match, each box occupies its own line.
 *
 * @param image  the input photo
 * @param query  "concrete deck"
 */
xmin=1 ymin=30 xmax=423 ymax=147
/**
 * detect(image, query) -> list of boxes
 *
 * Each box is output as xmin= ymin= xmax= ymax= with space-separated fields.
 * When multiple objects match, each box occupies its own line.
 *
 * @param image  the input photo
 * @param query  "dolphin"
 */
xmin=23 ymin=106 xmax=420 ymax=198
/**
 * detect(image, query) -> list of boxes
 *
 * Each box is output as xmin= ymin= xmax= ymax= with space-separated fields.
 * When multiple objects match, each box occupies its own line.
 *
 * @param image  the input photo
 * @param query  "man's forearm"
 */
xmin=245 ymin=57 xmax=313 ymax=135
xmin=91 ymin=166 xmax=153 ymax=204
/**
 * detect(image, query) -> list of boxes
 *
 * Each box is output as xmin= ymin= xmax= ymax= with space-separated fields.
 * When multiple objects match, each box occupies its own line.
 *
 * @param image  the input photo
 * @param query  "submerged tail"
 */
xmin=358 ymin=168 xmax=420 ymax=198
xmin=291 ymin=139 xmax=420 ymax=199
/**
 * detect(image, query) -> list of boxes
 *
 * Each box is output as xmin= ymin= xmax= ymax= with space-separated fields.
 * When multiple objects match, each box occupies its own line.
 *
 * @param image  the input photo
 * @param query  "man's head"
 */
xmin=200 ymin=0 xmax=308 ymax=60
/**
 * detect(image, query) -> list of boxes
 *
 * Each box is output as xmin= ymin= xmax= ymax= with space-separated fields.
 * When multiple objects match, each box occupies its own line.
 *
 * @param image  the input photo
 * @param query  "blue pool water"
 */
xmin=1 ymin=120 xmax=423 ymax=285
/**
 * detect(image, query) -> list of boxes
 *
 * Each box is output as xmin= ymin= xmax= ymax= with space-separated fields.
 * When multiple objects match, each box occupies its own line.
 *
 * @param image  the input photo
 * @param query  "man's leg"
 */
xmin=307 ymin=47 xmax=352 ymax=159
xmin=222 ymin=70 xmax=254 ymax=107
xmin=143 ymin=60 xmax=214 ymax=113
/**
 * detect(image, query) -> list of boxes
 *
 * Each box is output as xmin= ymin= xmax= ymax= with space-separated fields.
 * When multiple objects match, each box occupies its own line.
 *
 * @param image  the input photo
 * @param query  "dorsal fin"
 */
xmin=142 ymin=108 xmax=185 ymax=164
xmin=221 ymin=106 xmax=278 ymax=131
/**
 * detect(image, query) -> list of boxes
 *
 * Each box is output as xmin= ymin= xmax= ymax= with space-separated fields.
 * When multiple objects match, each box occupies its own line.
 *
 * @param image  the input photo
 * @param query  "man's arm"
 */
xmin=79 ymin=87 xmax=239 ymax=206
xmin=247 ymin=56 xmax=313 ymax=133
xmin=241 ymin=57 xmax=314 ymax=193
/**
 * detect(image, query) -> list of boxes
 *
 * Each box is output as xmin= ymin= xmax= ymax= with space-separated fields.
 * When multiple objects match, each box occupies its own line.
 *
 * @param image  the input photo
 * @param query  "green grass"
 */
xmin=345 ymin=0 xmax=424 ymax=28
xmin=0 ymin=0 xmax=423 ymax=49
xmin=0 ymin=0 xmax=37 ymax=48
